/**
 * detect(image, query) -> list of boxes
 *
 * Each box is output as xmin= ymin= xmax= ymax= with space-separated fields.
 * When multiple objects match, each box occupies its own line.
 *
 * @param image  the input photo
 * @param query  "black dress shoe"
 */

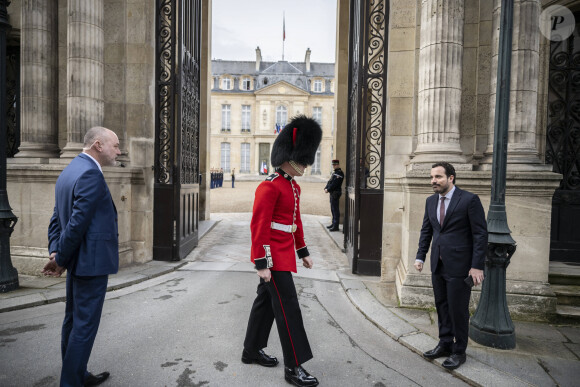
xmin=423 ymin=344 xmax=452 ymax=359
xmin=241 ymin=349 xmax=279 ymax=367
xmin=329 ymin=227 xmax=339 ymax=232
xmin=284 ymin=365 xmax=319 ymax=387
xmin=326 ymin=224 xmax=333 ymax=229
xmin=84 ymin=372 xmax=110 ymax=386
xmin=442 ymin=353 xmax=466 ymax=370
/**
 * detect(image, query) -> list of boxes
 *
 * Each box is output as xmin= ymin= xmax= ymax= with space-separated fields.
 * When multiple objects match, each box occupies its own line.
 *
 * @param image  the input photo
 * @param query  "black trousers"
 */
xmin=244 ymin=271 xmax=313 ymax=367
xmin=329 ymin=194 xmax=340 ymax=227
xmin=431 ymin=260 xmax=472 ymax=354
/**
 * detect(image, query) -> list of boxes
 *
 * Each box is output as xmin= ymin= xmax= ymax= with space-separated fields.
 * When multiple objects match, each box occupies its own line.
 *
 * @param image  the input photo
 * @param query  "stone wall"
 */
xmin=6 ymin=0 xmax=212 ymax=274
xmin=7 ymin=164 xmax=147 ymax=275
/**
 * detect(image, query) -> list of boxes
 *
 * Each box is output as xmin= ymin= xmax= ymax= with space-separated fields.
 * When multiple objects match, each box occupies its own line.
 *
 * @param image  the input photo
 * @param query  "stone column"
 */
xmin=411 ymin=0 xmax=466 ymax=166
xmin=481 ymin=0 xmax=547 ymax=170
xmin=60 ymin=0 xmax=104 ymax=158
xmin=16 ymin=0 xmax=59 ymax=159
xmin=199 ymin=0 xmax=212 ymax=220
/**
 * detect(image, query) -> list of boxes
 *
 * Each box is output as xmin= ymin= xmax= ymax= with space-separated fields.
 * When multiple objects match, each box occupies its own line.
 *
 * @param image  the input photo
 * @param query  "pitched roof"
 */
xmin=211 ymin=60 xmax=335 ymax=77
xmin=261 ymin=61 xmax=303 ymax=74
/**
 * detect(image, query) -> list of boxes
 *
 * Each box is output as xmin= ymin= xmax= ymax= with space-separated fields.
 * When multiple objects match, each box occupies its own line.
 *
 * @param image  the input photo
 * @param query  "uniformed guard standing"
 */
xmin=324 ymin=160 xmax=344 ymax=231
xmin=242 ymin=115 xmax=322 ymax=387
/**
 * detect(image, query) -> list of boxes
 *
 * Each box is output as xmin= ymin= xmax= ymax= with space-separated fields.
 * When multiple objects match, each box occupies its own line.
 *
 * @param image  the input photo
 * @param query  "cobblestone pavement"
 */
xmin=187 ymin=212 xmax=351 ymax=272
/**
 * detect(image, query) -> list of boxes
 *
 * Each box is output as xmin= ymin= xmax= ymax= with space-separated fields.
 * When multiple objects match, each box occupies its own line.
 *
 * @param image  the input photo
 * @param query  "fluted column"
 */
xmin=412 ymin=0 xmax=466 ymax=165
xmin=16 ymin=0 xmax=59 ymax=159
xmin=481 ymin=0 xmax=546 ymax=169
xmin=61 ymin=0 xmax=104 ymax=158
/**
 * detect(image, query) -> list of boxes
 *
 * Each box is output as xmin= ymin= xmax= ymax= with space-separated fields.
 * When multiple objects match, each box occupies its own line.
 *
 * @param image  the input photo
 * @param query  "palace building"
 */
xmin=210 ymin=48 xmax=335 ymax=176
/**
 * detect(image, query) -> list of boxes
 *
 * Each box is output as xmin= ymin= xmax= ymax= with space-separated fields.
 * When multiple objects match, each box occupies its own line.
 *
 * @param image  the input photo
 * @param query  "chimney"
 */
xmin=305 ymin=48 xmax=311 ymax=73
xmin=255 ymin=46 xmax=262 ymax=72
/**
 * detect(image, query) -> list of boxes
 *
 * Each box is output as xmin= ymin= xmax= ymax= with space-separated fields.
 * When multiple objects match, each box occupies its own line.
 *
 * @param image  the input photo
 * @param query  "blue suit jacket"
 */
xmin=48 ymin=153 xmax=119 ymax=276
xmin=416 ymin=186 xmax=488 ymax=276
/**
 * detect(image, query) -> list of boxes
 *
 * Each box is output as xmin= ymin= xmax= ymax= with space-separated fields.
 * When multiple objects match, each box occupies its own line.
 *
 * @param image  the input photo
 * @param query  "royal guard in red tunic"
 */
xmin=242 ymin=115 xmax=322 ymax=387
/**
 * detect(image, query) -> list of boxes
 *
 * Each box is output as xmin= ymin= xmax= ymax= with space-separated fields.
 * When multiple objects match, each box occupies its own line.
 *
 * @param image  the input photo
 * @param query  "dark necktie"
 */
xmin=440 ymin=196 xmax=446 ymax=227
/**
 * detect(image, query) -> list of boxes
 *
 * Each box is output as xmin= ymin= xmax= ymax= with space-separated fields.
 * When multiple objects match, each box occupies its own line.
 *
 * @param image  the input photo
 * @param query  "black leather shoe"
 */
xmin=84 ymin=372 xmax=110 ymax=386
xmin=442 ymin=353 xmax=466 ymax=370
xmin=241 ymin=349 xmax=279 ymax=367
xmin=423 ymin=344 xmax=452 ymax=359
xmin=329 ymin=227 xmax=339 ymax=232
xmin=326 ymin=224 xmax=333 ymax=229
xmin=284 ymin=366 xmax=319 ymax=386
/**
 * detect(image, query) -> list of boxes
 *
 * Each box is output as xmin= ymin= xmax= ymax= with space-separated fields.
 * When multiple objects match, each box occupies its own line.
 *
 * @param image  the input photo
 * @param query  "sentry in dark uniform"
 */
xmin=324 ymin=160 xmax=344 ymax=231
xmin=242 ymin=115 xmax=322 ymax=387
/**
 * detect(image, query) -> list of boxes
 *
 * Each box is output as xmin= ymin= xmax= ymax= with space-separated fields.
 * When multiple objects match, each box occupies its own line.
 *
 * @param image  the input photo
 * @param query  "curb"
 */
xmin=319 ymin=220 xmax=345 ymax=253
xmin=0 ymin=262 xmax=188 ymax=314
xmin=0 ymin=219 xmax=220 ymax=314
xmin=339 ymin=278 xmax=533 ymax=387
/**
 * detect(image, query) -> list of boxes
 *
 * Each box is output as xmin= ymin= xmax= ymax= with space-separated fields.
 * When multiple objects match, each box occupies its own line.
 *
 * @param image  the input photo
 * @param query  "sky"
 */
xmin=212 ymin=0 xmax=338 ymax=63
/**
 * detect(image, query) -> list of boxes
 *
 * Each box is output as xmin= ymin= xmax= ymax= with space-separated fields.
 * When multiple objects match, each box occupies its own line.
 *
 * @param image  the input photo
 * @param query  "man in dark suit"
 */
xmin=43 ymin=126 xmax=121 ymax=386
xmin=324 ymin=160 xmax=344 ymax=232
xmin=414 ymin=162 xmax=487 ymax=370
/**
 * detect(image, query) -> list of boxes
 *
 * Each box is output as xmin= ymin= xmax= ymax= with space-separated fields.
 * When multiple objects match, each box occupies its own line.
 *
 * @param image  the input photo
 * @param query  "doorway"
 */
xmin=259 ymin=143 xmax=270 ymax=175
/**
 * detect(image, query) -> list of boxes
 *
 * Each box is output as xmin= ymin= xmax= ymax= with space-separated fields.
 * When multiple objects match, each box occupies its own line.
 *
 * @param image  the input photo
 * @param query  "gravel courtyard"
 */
xmin=209 ymin=180 xmax=333 ymax=216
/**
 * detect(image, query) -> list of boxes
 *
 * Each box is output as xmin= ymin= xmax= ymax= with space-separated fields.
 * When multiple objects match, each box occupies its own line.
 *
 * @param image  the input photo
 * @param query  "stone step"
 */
xmin=555 ymin=305 xmax=580 ymax=323
xmin=549 ymin=262 xmax=580 ymax=286
xmin=551 ymin=284 xmax=580 ymax=307
xmin=549 ymin=273 xmax=580 ymax=286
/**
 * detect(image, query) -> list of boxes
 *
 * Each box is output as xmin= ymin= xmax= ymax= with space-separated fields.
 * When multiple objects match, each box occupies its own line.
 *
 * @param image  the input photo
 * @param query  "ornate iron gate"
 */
xmin=154 ymin=0 xmax=201 ymax=260
xmin=546 ymin=15 xmax=580 ymax=263
xmin=344 ymin=0 xmax=388 ymax=275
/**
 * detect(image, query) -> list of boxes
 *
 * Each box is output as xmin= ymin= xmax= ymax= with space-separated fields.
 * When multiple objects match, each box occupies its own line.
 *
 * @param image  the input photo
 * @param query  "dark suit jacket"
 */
xmin=48 ymin=153 xmax=119 ymax=276
xmin=416 ymin=186 xmax=487 ymax=276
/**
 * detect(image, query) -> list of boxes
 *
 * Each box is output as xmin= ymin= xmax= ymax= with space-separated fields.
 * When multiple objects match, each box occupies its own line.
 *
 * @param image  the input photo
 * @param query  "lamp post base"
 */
xmin=0 ymin=269 xmax=18 ymax=293
xmin=469 ymin=242 xmax=517 ymax=349
xmin=469 ymin=324 xmax=516 ymax=350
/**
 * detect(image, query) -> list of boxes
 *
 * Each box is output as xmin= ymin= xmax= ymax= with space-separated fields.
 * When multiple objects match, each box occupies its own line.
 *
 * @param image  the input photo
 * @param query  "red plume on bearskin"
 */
xmin=271 ymin=115 xmax=322 ymax=167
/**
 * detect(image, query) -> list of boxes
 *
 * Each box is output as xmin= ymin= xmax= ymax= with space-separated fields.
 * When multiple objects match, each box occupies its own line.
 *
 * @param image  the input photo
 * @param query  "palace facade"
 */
xmin=210 ymin=48 xmax=335 ymax=176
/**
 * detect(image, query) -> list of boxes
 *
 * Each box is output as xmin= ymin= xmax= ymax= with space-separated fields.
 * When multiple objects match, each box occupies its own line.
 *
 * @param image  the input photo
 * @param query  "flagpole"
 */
xmin=282 ymin=11 xmax=285 ymax=61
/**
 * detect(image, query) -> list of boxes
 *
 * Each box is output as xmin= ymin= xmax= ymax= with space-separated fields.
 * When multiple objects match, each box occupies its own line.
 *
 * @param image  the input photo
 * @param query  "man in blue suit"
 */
xmin=414 ymin=162 xmax=487 ymax=370
xmin=43 ymin=126 xmax=121 ymax=386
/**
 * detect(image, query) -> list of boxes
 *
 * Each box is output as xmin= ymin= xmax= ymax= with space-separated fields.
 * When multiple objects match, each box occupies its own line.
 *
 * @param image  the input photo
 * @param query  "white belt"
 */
xmin=271 ymin=222 xmax=297 ymax=233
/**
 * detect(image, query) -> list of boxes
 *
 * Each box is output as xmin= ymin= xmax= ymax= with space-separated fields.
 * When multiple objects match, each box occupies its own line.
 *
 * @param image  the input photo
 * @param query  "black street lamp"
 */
xmin=0 ymin=0 xmax=19 ymax=293
xmin=469 ymin=0 xmax=516 ymax=349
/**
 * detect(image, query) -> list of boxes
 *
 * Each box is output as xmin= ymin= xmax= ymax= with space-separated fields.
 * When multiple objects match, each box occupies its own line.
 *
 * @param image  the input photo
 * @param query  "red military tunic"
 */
xmin=251 ymin=170 xmax=309 ymax=272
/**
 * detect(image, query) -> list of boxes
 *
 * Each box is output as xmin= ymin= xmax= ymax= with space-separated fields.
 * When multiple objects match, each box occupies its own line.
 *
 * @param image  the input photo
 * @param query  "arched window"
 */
xmin=241 ymin=143 xmax=250 ymax=172
xmin=276 ymin=105 xmax=287 ymax=127
xmin=242 ymin=77 xmax=251 ymax=90
xmin=313 ymin=106 xmax=322 ymax=125
xmin=222 ymin=77 xmax=231 ymax=90
xmin=221 ymin=142 xmax=230 ymax=172
xmin=313 ymin=79 xmax=322 ymax=92
xmin=241 ymin=105 xmax=251 ymax=132
xmin=221 ymin=104 xmax=231 ymax=132
xmin=312 ymin=146 xmax=321 ymax=175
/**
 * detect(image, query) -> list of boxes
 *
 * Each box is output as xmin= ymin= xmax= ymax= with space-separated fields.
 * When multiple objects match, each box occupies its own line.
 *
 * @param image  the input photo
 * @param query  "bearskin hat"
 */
xmin=271 ymin=115 xmax=322 ymax=167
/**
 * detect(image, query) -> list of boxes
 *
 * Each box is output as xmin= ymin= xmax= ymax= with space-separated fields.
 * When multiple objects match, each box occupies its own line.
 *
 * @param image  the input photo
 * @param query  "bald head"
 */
xmin=82 ymin=127 xmax=121 ymax=167
xmin=83 ymin=127 xmax=110 ymax=148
